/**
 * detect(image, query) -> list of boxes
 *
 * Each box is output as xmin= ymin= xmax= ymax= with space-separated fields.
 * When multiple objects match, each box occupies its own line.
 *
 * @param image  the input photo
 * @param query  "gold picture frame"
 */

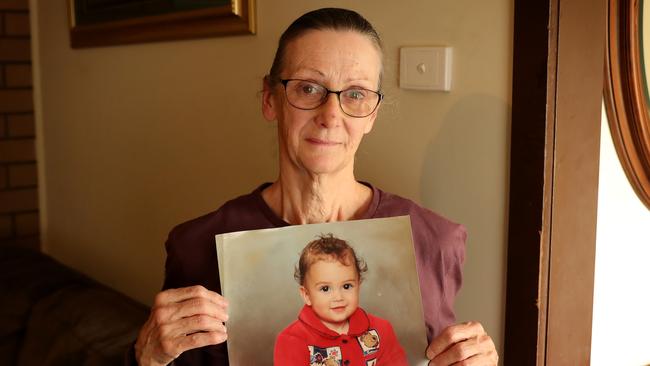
xmin=68 ymin=0 xmax=256 ymax=48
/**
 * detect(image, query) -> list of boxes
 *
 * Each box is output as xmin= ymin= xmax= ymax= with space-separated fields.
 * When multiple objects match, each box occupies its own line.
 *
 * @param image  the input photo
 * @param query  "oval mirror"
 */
xmin=604 ymin=0 xmax=650 ymax=210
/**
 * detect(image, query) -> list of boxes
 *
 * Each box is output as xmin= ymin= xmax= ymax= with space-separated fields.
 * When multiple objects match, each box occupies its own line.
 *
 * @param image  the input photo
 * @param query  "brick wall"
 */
xmin=0 ymin=0 xmax=39 ymax=250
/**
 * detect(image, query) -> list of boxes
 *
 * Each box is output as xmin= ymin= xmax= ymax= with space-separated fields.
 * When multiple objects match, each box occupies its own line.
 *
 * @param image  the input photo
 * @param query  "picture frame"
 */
xmin=67 ymin=0 xmax=256 ymax=48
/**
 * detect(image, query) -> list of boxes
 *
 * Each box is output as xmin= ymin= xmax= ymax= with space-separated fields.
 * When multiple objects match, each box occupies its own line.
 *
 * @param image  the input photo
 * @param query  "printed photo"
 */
xmin=215 ymin=216 xmax=429 ymax=366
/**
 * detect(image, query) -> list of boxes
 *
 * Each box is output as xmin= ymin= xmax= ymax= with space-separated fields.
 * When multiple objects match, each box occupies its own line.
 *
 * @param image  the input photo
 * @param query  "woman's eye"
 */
xmin=319 ymin=286 xmax=329 ymax=292
xmin=299 ymin=83 xmax=320 ymax=95
xmin=345 ymin=89 xmax=366 ymax=100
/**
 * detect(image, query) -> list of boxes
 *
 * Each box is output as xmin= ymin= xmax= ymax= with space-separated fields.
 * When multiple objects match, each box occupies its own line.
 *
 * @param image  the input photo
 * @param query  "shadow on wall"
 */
xmin=420 ymin=93 xmax=510 ymax=221
xmin=420 ymin=93 xmax=510 ymax=354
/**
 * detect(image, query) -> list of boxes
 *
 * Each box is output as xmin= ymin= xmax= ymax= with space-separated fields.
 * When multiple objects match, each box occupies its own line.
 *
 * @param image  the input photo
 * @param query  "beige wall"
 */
xmin=31 ymin=0 xmax=512 ymax=354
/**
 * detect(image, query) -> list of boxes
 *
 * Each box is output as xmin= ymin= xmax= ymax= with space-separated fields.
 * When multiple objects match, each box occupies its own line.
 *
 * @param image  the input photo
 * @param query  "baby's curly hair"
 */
xmin=295 ymin=233 xmax=368 ymax=285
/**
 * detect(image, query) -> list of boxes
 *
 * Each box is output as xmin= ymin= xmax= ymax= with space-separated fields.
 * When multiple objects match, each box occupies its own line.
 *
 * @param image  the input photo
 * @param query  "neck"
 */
xmin=262 ymin=166 xmax=372 ymax=224
xmin=322 ymin=319 xmax=350 ymax=335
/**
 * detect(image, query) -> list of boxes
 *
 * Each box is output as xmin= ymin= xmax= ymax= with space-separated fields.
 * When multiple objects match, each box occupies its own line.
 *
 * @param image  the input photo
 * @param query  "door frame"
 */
xmin=504 ymin=0 xmax=606 ymax=364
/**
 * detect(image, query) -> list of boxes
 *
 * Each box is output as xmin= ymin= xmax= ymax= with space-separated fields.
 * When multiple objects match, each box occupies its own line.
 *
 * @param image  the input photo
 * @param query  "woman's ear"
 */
xmin=299 ymin=286 xmax=312 ymax=306
xmin=262 ymin=76 xmax=278 ymax=121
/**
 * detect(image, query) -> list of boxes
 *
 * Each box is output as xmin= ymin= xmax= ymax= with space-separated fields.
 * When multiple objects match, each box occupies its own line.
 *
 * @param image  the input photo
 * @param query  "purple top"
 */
xmin=134 ymin=182 xmax=465 ymax=366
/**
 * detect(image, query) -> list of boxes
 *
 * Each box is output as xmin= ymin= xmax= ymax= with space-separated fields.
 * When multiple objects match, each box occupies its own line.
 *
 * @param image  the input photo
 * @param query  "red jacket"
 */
xmin=274 ymin=305 xmax=408 ymax=366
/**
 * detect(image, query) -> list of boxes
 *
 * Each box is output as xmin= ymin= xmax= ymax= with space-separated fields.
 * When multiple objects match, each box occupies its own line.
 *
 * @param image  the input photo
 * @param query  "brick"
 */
xmin=4 ymin=12 xmax=29 ymax=36
xmin=14 ymin=211 xmax=37 ymax=236
xmin=0 ymin=0 xmax=28 ymax=10
xmin=8 ymin=162 xmax=35 ymax=187
xmin=5 ymin=63 xmax=31 ymax=87
xmin=0 ymin=214 xmax=11 ymax=238
xmin=7 ymin=113 xmax=33 ymax=137
xmin=0 ymin=38 xmax=30 ymax=61
xmin=0 ymin=139 xmax=35 ymax=162
xmin=0 ymin=187 xmax=37 ymax=213
xmin=0 ymin=89 xmax=32 ymax=113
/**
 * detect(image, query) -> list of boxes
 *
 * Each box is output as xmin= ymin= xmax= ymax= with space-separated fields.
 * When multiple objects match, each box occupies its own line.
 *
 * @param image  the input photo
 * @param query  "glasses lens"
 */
xmin=283 ymin=80 xmax=381 ymax=118
xmin=285 ymin=80 xmax=326 ymax=109
xmin=340 ymin=88 xmax=380 ymax=117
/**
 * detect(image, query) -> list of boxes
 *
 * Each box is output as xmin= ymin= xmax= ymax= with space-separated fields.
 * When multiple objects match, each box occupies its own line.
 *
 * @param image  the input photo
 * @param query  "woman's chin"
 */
xmin=296 ymin=157 xmax=351 ymax=177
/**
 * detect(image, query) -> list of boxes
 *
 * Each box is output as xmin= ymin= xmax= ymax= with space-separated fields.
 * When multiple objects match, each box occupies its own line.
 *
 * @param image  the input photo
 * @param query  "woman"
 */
xmin=132 ymin=8 xmax=498 ymax=366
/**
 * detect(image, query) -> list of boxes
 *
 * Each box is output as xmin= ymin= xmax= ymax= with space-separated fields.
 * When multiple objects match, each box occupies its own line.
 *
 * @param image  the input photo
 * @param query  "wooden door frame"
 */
xmin=504 ymin=0 xmax=606 ymax=364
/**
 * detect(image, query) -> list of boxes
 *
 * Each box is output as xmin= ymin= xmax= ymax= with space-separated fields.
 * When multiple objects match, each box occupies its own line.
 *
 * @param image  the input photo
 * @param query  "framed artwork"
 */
xmin=216 ymin=216 xmax=430 ymax=366
xmin=67 ymin=0 xmax=255 ymax=48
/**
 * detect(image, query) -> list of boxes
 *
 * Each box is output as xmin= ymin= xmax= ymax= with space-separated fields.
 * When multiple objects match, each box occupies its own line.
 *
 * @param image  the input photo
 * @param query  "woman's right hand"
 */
xmin=134 ymin=285 xmax=229 ymax=366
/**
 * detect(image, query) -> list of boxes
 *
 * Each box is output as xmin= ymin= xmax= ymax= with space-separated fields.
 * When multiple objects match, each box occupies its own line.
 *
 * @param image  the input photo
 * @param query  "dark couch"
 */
xmin=0 ymin=246 xmax=149 ymax=366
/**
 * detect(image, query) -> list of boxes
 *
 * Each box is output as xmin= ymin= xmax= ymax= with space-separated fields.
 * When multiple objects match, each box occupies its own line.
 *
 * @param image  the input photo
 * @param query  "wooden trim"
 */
xmin=545 ymin=0 xmax=605 ymax=363
xmin=505 ymin=0 xmax=604 ymax=364
xmin=504 ymin=0 xmax=556 ymax=363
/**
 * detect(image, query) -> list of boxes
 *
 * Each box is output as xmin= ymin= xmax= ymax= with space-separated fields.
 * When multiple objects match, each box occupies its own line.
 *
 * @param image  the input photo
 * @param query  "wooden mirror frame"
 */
xmin=604 ymin=0 xmax=650 ymax=210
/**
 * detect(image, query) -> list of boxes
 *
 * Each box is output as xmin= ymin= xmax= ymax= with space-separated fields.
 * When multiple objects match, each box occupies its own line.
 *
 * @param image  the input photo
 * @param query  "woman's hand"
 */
xmin=135 ymin=285 xmax=229 ymax=366
xmin=426 ymin=321 xmax=498 ymax=366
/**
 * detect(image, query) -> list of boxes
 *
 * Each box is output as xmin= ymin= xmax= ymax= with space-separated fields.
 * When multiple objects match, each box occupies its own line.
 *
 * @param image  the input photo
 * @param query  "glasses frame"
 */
xmin=280 ymin=79 xmax=384 ymax=118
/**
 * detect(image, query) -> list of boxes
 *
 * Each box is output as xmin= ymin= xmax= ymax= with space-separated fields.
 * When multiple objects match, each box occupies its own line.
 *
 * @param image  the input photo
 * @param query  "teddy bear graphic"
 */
xmin=309 ymin=346 xmax=342 ymax=366
xmin=309 ymin=355 xmax=340 ymax=366
xmin=357 ymin=330 xmax=380 ymax=356
xmin=360 ymin=332 xmax=379 ymax=348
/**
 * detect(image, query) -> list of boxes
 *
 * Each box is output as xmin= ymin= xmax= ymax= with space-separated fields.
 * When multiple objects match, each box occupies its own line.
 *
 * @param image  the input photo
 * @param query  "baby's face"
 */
xmin=300 ymin=258 xmax=360 ymax=333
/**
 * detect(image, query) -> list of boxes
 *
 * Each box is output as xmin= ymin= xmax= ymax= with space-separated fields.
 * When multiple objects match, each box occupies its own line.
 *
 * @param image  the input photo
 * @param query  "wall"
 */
xmin=31 ymin=0 xmax=512 ymax=354
xmin=591 ymin=109 xmax=650 ymax=365
xmin=0 ymin=0 xmax=39 ymax=249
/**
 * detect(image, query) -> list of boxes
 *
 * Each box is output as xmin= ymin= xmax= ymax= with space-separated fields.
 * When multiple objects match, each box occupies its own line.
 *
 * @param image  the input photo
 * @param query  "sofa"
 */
xmin=0 ymin=246 xmax=149 ymax=366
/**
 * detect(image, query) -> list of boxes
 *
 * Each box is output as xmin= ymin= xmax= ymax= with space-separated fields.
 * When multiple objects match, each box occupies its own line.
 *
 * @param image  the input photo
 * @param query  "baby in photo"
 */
xmin=273 ymin=234 xmax=408 ymax=366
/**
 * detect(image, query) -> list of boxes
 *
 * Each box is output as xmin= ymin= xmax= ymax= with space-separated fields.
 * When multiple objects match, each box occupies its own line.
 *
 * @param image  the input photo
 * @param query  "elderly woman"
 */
xmin=132 ymin=8 xmax=498 ymax=366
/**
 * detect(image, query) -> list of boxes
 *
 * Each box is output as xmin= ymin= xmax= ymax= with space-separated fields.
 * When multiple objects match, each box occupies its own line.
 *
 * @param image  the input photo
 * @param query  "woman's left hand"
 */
xmin=425 ymin=321 xmax=498 ymax=366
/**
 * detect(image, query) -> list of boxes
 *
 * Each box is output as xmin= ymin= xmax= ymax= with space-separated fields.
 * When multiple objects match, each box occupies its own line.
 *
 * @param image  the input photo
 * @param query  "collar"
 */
xmin=253 ymin=181 xmax=381 ymax=226
xmin=297 ymin=304 xmax=371 ymax=339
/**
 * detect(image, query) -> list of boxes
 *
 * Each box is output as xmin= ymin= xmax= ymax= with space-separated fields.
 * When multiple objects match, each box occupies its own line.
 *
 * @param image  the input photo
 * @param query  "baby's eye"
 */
xmin=319 ymin=286 xmax=330 ymax=292
xmin=343 ymin=283 xmax=354 ymax=290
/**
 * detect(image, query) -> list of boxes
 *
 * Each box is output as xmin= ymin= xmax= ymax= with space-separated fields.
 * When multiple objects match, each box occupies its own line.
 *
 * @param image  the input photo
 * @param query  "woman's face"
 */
xmin=263 ymin=29 xmax=382 ymax=176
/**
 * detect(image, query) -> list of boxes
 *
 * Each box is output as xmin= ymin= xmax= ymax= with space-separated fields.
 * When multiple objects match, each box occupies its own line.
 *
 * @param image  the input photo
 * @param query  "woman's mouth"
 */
xmin=306 ymin=137 xmax=338 ymax=146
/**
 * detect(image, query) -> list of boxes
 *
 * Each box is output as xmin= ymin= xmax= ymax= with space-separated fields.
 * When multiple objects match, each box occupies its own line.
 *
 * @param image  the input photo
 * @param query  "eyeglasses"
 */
xmin=280 ymin=79 xmax=383 ymax=118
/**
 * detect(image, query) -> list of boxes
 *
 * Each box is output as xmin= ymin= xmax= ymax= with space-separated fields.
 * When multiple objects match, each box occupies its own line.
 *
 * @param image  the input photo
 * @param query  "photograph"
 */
xmin=216 ymin=216 xmax=429 ymax=366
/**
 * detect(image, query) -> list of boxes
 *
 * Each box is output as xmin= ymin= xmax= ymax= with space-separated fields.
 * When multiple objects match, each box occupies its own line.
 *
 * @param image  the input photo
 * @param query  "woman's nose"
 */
xmin=316 ymin=93 xmax=342 ymax=127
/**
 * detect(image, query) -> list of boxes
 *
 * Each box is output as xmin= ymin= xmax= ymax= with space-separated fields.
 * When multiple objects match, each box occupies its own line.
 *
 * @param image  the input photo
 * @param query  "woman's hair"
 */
xmin=295 ymin=233 xmax=368 ymax=285
xmin=266 ymin=8 xmax=384 ymax=87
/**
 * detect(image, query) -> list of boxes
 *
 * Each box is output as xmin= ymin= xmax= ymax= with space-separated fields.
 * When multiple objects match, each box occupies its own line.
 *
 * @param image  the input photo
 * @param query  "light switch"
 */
xmin=399 ymin=46 xmax=452 ymax=91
